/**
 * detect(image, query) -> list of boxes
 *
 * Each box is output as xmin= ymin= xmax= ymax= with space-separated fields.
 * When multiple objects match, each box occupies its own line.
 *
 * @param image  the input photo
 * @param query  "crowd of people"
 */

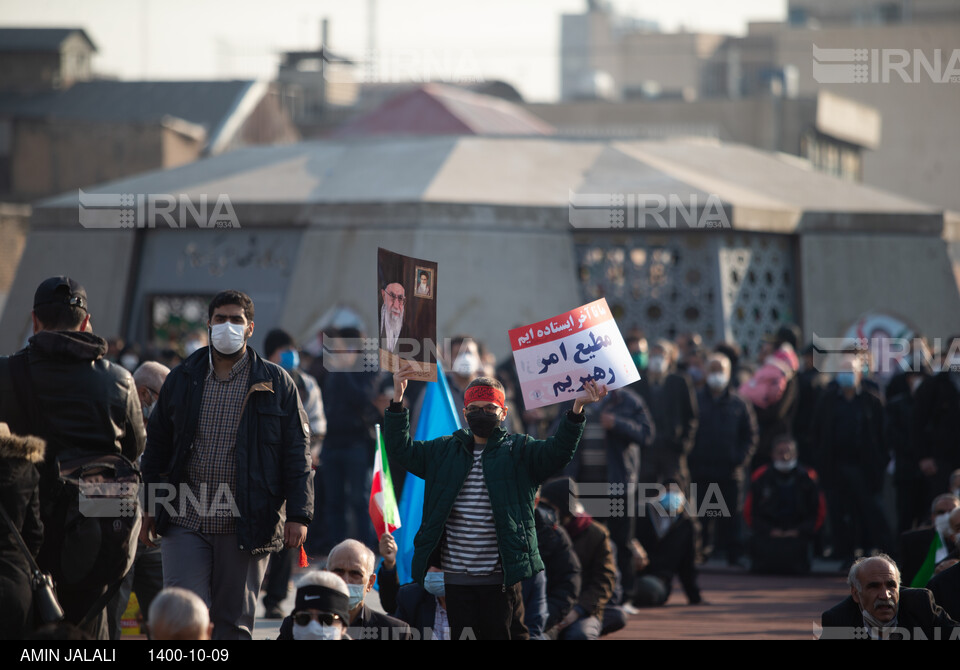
xmin=2 ymin=275 xmax=960 ymax=640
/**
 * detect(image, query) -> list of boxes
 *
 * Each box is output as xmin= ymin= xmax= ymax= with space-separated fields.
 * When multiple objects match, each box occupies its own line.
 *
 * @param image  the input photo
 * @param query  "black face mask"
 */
xmin=465 ymin=411 xmax=501 ymax=438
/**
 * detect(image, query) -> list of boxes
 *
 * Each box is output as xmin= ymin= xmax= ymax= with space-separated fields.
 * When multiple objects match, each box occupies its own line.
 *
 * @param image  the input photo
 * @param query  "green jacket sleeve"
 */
xmin=521 ymin=411 xmax=585 ymax=483
xmin=383 ymin=407 xmax=429 ymax=479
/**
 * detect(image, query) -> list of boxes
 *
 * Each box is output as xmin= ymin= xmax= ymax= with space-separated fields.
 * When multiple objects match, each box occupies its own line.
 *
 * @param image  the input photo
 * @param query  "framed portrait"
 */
xmin=377 ymin=248 xmax=438 ymax=381
xmin=414 ymin=266 xmax=434 ymax=300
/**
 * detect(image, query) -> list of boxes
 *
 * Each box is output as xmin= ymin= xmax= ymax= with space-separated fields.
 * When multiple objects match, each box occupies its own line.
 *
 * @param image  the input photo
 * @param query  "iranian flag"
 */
xmin=369 ymin=424 xmax=401 ymax=539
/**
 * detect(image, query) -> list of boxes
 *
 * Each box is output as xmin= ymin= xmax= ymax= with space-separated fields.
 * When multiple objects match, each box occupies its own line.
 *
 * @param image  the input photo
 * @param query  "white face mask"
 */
xmin=647 ymin=356 xmax=667 ymax=374
xmin=453 ymin=349 xmax=481 ymax=376
xmin=210 ymin=322 xmax=246 ymax=355
xmin=706 ymin=372 xmax=729 ymax=391
xmin=293 ymin=621 xmax=342 ymax=640
xmin=773 ymin=459 xmax=797 ymax=473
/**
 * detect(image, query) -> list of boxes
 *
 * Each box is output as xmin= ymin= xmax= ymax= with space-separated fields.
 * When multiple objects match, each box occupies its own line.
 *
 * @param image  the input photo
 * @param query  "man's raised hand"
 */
xmin=392 ymin=360 xmax=419 ymax=403
xmin=573 ymin=379 xmax=607 ymax=414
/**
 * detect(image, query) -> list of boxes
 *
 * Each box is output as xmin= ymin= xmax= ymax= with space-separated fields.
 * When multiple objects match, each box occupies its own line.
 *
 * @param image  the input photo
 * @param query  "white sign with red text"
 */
xmin=509 ymin=298 xmax=639 ymax=409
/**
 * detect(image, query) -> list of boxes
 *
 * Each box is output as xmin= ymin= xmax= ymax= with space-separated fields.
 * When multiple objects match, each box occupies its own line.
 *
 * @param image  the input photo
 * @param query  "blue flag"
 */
xmin=392 ymin=361 xmax=461 ymax=585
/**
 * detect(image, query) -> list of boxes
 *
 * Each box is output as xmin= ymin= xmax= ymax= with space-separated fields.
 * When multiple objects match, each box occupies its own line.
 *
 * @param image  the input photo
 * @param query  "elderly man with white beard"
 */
xmin=820 ymin=554 xmax=959 ymax=639
xmin=380 ymin=281 xmax=408 ymax=353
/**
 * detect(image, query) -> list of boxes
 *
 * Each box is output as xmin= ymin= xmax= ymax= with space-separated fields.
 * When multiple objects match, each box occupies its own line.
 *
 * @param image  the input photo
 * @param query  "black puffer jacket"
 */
xmin=141 ymin=347 xmax=313 ymax=555
xmin=0 ymin=331 xmax=145 ymax=468
xmin=0 ymin=429 xmax=45 ymax=640
xmin=0 ymin=429 xmax=44 ymax=563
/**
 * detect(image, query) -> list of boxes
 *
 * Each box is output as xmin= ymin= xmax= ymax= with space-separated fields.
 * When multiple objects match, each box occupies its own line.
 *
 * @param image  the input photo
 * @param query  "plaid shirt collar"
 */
xmin=207 ymin=348 xmax=251 ymax=383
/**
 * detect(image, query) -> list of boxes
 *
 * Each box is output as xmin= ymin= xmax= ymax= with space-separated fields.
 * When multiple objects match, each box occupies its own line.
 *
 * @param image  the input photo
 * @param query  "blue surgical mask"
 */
xmin=346 ymin=583 xmax=365 ymax=610
xmin=279 ymin=349 xmax=300 ymax=371
xmin=660 ymin=492 xmax=684 ymax=515
xmin=424 ymin=572 xmax=445 ymax=598
xmin=836 ymin=371 xmax=857 ymax=389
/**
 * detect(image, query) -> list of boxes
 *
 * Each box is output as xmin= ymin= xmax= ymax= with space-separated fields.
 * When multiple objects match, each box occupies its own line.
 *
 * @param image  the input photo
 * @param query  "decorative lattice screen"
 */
xmin=575 ymin=232 xmax=797 ymax=358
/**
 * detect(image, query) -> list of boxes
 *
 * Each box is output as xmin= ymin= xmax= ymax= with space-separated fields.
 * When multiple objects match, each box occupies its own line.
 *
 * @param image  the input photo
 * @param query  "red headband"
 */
xmin=464 ymin=385 xmax=506 ymax=410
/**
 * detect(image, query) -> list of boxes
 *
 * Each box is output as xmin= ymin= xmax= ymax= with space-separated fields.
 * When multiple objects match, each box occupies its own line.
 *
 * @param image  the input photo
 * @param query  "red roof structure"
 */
xmin=333 ymin=83 xmax=554 ymax=137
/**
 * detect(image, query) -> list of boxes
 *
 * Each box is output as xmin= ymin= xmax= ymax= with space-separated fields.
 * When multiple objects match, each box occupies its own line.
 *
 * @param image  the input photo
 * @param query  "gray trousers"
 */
xmin=161 ymin=525 xmax=269 ymax=640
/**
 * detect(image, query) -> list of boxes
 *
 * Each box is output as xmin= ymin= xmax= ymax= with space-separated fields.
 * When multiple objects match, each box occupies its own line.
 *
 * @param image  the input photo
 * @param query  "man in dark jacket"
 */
xmin=385 ymin=366 xmax=603 ymax=640
xmin=377 ymin=560 xmax=450 ymax=640
xmin=813 ymin=352 xmax=892 ymax=567
xmin=319 ymin=328 xmax=379 ymax=551
xmin=898 ymin=494 xmax=959 ymax=588
xmin=820 ymin=554 xmax=959 ymax=639
xmin=745 ymin=435 xmax=826 ymax=574
xmin=887 ymin=357 xmax=933 ymax=534
xmin=632 ymin=484 xmax=702 ymax=607
xmin=140 ymin=290 xmax=313 ymax=640
xmin=631 ymin=339 xmax=698 ymax=488
xmin=688 ymin=352 xmax=758 ymax=565
xmin=540 ymin=477 xmax=617 ymax=640
xmin=914 ymin=336 xmax=960 ymax=502
xmin=561 ymin=386 xmax=653 ymax=596
xmin=927 ymin=561 xmax=960 ymax=622
xmin=793 ymin=343 xmax=829 ymax=467
xmin=533 ymin=504 xmax=582 ymax=634
xmin=0 ymin=276 xmax=146 ymax=639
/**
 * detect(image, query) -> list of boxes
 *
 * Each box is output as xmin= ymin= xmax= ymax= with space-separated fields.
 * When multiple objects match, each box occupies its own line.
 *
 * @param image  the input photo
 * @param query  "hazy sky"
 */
xmin=1 ymin=0 xmax=787 ymax=101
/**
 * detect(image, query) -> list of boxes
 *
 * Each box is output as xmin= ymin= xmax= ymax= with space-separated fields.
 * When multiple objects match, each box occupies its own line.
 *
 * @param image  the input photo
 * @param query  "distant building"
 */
xmin=0 ymin=79 xmax=299 ymax=202
xmin=787 ymin=0 xmax=960 ymax=26
xmin=0 ymin=27 xmax=96 ymax=92
xmin=276 ymin=47 xmax=358 ymax=137
xmin=526 ymin=90 xmax=880 ymax=182
xmin=274 ymin=29 xmax=532 ymax=140
xmin=557 ymin=3 xmax=960 ymax=211
xmin=0 ymin=203 xmax=29 ymax=319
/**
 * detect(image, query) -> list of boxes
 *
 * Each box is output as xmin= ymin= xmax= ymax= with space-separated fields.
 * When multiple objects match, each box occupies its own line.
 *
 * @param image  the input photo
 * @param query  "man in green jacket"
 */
xmin=385 ymin=363 xmax=605 ymax=640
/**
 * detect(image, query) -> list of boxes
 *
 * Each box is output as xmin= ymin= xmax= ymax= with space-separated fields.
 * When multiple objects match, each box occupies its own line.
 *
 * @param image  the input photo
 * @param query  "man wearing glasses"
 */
xmin=277 ymin=541 xmax=411 ymax=640
xmin=385 ymin=364 xmax=606 ymax=639
xmin=278 ymin=571 xmax=352 ymax=640
xmin=379 ymin=281 xmax=410 ymax=354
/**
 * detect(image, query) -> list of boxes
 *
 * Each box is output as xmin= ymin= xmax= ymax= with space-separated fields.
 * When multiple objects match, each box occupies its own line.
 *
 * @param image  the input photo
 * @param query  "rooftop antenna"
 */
xmin=366 ymin=0 xmax=377 ymax=83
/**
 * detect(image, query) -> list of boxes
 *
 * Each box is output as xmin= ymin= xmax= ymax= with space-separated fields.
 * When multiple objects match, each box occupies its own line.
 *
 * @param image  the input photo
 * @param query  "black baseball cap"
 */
xmin=33 ymin=276 xmax=88 ymax=312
